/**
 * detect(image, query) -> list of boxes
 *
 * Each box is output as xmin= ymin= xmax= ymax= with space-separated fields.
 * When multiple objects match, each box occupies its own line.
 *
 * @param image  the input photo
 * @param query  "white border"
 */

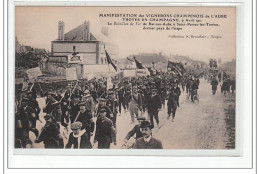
xmin=5 ymin=0 xmax=255 ymax=170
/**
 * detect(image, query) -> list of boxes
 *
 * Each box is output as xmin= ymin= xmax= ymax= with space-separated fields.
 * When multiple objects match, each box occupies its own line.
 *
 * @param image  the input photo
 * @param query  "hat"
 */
xmin=97 ymin=98 xmax=108 ymax=102
xmin=107 ymin=90 xmax=114 ymax=94
xmin=151 ymin=89 xmax=157 ymax=92
xmin=99 ymin=108 xmax=107 ymax=113
xmin=71 ymin=122 xmax=82 ymax=130
xmin=21 ymin=98 xmax=29 ymax=103
xmin=137 ymin=116 xmax=146 ymax=121
xmin=78 ymin=102 xmax=86 ymax=106
xmin=84 ymin=89 xmax=90 ymax=94
xmin=44 ymin=114 xmax=54 ymax=120
xmin=140 ymin=121 xmax=152 ymax=129
xmin=132 ymin=86 xmax=138 ymax=89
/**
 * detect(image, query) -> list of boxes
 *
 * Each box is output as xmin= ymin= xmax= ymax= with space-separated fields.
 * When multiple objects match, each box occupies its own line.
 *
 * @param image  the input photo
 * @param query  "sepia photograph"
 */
xmin=14 ymin=6 xmax=237 ymax=151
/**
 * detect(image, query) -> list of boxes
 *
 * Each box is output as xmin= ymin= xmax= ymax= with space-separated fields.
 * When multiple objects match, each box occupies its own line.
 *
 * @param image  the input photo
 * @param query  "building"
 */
xmin=122 ymin=52 xmax=168 ymax=71
xmin=46 ymin=21 xmax=118 ymax=79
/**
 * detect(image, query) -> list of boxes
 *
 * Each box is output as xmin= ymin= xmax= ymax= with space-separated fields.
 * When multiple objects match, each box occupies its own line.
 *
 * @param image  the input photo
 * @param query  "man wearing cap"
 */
xmin=132 ymin=121 xmax=163 ymax=149
xmin=26 ymin=91 xmax=41 ymax=136
xmin=74 ymin=103 xmax=95 ymax=142
xmin=106 ymin=90 xmax=118 ymax=127
xmin=116 ymin=86 xmax=126 ymax=115
xmin=97 ymin=98 xmax=113 ymax=121
xmin=35 ymin=114 xmax=63 ymax=148
xmin=129 ymin=86 xmax=143 ymax=124
xmin=69 ymin=94 xmax=81 ymax=123
xmin=172 ymin=81 xmax=181 ymax=99
xmin=43 ymin=90 xmax=58 ymax=114
xmin=65 ymin=122 xmax=92 ymax=149
xmin=82 ymin=89 xmax=95 ymax=116
xmin=94 ymin=108 xmax=116 ymax=149
xmin=146 ymin=89 xmax=162 ymax=129
xmin=72 ymin=85 xmax=84 ymax=101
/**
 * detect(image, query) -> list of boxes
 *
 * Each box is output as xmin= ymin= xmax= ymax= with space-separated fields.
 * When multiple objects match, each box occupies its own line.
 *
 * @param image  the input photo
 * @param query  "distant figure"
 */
xmin=211 ymin=77 xmax=218 ymax=95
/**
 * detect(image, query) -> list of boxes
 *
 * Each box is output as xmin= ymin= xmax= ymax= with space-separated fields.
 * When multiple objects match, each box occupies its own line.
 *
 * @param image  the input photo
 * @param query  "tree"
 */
xmin=15 ymin=51 xmax=46 ymax=68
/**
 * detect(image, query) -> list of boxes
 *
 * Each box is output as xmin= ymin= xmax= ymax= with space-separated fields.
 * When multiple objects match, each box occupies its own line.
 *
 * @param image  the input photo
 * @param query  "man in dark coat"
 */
xmin=35 ymin=114 xmax=63 ymax=148
xmin=146 ymin=89 xmax=162 ymax=129
xmin=43 ymin=91 xmax=58 ymax=114
xmin=16 ymin=98 xmax=34 ymax=147
xmin=211 ymin=77 xmax=218 ymax=95
xmin=106 ymin=90 xmax=118 ymax=128
xmin=75 ymin=103 xmax=95 ymax=142
xmin=116 ymin=87 xmax=126 ymax=115
xmin=124 ymin=116 xmax=146 ymax=142
xmin=167 ymin=88 xmax=179 ymax=122
xmin=69 ymin=94 xmax=81 ymax=124
xmin=172 ymin=82 xmax=181 ymax=106
xmin=96 ymin=98 xmax=113 ymax=120
xmin=133 ymin=121 xmax=163 ymax=149
xmin=94 ymin=109 xmax=116 ymax=149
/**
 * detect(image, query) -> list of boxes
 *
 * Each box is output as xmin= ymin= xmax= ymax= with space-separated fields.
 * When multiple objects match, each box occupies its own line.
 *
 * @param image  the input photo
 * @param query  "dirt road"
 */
xmin=32 ymin=79 xmax=235 ymax=149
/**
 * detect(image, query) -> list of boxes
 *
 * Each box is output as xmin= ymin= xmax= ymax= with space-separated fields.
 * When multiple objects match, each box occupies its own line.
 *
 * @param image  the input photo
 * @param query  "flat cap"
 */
xmin=71 ymin=122 xmax=82 ymax=130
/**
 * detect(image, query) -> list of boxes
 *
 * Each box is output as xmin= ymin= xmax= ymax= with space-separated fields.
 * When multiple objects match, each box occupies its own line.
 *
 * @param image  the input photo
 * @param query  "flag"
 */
xmin=167 ymin=61 xmax=185 ymax=76
xmin=134 ymin=57 xmax=145 ymax=69
xmin=105 ymin=49 xmax=117 ymax=72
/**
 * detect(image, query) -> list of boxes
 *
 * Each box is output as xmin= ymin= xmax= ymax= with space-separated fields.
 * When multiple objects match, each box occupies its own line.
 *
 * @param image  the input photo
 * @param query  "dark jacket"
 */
xmin=125 ymin=124 xmax=143 ymax=140
xmin=133 ymin=137 xmax=163 ymax=149
xmin=167 ymin=92 xmax=179 ymax=107
xmin=65 ymin=131 xmax=92 ymax=149
xmin=74 ymin=111 xmax=95 ymax=136
xmin=94 ymin=117 xmax=116 ymax=144
xmin=172 ymin=87 xmax=181 ymax=97
xmin=211 ymin=79 xmax=218 ymax=90
xmin=146 ymin=94 xmax=162 ymax=112
xmin=37 ymin=122 xmax=63 ymax=148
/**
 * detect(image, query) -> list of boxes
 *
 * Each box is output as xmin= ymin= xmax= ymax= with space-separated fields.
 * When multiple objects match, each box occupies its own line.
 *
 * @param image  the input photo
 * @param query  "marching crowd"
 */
xmin=15 ymin=71 xmax=221 ymax=149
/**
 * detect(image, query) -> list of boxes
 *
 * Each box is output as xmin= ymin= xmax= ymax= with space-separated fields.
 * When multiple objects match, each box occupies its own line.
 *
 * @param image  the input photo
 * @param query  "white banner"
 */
xmin=68 ymin=54 xmax=83 ymax=64
xmin=107 ymin=77 xmax=113 ymax=90
xmin=123 ymin=69 xmax=136 ymax=77
xmin=26 ymin=67 xmax=42 ymax=79
xmin=136 ymin=69 xmax=148 ymax=76
xmin=66 ymin=67 xmax=78 ymax=81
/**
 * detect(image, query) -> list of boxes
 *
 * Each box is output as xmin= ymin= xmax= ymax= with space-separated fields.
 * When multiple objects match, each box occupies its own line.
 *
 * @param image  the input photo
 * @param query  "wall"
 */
xmin=52 ymin=41 xmax=98 ymax=65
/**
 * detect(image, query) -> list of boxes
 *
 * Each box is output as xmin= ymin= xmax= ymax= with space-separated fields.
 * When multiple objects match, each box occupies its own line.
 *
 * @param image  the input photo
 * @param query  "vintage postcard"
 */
xmin=14 ymin=6 xmax=237 ymax=152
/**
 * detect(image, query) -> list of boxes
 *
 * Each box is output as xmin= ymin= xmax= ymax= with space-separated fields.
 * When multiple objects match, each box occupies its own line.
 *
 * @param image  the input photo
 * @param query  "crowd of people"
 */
xmin=14 ymin=71 xmax=210 ymax=149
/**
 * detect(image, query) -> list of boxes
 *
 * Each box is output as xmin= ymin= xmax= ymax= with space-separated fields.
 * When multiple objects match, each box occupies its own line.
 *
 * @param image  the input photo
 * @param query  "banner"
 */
xmin=66 ymin=67 xmax=78 ymax=81
xmin=136 ymin=69 xmax=148 ymax=76
xmin=68 ymin=54 xmax=83 ymax=64
xmin=107 ymin=77 xmax=113 ymax=89
xmin=123 ymin=69 xmax=136 ymax=77
xmin=26 ymin=67 xmax=42 ymax=79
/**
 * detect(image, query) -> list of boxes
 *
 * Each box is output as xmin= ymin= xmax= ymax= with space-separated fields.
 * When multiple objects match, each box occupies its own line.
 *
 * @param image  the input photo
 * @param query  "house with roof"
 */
xmin=46 ymin=21 xmax=118 ymax=78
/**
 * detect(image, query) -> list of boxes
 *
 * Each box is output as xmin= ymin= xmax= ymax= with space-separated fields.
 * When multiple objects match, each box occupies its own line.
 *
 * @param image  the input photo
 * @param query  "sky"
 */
xmin=16 ymin=6 xmax=236 ymax=63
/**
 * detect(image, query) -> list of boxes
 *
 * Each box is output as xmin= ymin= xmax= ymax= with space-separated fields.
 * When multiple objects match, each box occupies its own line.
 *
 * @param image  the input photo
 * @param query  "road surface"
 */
xmin=31 ymin=79 xmax=235 ymax=149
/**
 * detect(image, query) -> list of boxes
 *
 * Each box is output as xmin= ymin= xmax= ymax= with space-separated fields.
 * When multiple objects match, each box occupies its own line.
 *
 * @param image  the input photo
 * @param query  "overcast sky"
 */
xmin=16 ymin=6 xmax=236 ymax=63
